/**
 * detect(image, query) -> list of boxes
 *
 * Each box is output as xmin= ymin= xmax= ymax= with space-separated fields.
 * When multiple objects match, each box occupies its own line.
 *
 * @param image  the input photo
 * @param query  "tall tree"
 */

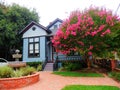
xmin=52 ymin=7 xmax=120 ymax=67
xmin=0 ymin=3 xmax=39 ymax=60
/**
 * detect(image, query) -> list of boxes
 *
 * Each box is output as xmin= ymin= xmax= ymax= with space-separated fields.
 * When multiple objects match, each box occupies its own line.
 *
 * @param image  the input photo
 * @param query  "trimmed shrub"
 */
xmin=27 ymin=61 xmax=42 ymax=68
xmin=37 ymin=64 xmax=42 ymax=71
xmin=0 ymin=66 xmax=14 ymax=78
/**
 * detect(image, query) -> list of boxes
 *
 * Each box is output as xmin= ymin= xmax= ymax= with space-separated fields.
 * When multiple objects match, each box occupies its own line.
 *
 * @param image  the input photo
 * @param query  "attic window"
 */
xmin=32 ymin=27 xmax=36 ymax=31
xmin=54 ymin=25 xmax=57 ymax=29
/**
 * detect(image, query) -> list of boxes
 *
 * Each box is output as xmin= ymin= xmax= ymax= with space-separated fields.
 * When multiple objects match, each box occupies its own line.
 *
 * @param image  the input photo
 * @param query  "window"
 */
xmin=32 ymin=27 xmax=36 ymax=31
xmin=59 ymin=24 xmax=61 ymax=27
xmin=54 ymin=25 xmax=58 ymax=29
xmin=28 ymin=37 xmax=40 ymax=57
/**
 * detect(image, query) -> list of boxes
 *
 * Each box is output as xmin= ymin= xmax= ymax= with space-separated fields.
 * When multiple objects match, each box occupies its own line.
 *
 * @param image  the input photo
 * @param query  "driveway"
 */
xmin=15 ymin=71 xmax=120 ymax=90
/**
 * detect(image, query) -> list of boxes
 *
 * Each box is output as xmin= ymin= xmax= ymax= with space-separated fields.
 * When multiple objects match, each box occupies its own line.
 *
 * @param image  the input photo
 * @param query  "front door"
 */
xmin=47 ymin=43 xmax=53 ymax=62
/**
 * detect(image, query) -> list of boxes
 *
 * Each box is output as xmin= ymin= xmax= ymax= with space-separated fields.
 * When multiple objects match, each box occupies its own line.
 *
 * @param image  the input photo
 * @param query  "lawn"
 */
xmin=62 ymin=85 xmax=120 ymax=90
xmin=53 ymin=71 xmax=103 ymax=77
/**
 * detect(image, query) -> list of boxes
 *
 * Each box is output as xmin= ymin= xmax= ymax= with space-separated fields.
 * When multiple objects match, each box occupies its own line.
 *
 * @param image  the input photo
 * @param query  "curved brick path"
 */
xmin=15 ymin=71 xmax=120 ymax=90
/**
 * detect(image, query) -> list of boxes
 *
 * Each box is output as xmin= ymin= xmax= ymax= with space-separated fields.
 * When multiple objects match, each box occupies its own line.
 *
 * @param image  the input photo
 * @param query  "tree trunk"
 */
xmin=87 ymin=58 xmax=91 ymax=69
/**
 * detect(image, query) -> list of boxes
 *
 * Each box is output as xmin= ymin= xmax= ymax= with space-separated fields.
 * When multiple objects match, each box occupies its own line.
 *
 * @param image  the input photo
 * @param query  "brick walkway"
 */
xmin=15 ymin=71 xmax=120 ymax=90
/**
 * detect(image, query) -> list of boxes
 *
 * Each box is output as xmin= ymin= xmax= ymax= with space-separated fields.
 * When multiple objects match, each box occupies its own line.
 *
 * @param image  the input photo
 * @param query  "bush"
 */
xmin=20 ymin=66 xmax=36 ymax=76
xmin=61 ymin=62 xmax=83 ymax=71
xmin=58 ymin=67 xmax=66 ymax=71
xmin=13 ymin=70 xmax=23 ymax=77
xmin=27 ymin=61 xmax=42 ymax=68
xmin=109 ymin=72 xmax=120 ymax=81
xmin=37 ymin=64 xmax=42 ymax=71
xmin=0 ymin=66 xmax=37 ymax=78
xmin=0 ymin=66 xmax=14 ymax=78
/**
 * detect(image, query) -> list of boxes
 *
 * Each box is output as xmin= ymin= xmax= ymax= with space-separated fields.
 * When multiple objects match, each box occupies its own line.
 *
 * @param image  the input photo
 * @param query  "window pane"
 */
xmin=29 ymin=38 xmax=33 ymax=42
xmin=30 ymin=50 xmax=33 ymax=53
xmin=35 ymin=53 xmax=39 ymax=57
xmin=35 ymin=50 xmax=39 ymax=53
xmin=35 ymin=38 xmax=39 ymax=42
xmin=29 ymin=53 xmax=34 ymax=57
xmin=29 ymin=44 xmax=33 ymax=50
xmin=35 ymin=43 xmax=39 ymax=49
xmin=54 ymin=25 xmax=57 ymax=29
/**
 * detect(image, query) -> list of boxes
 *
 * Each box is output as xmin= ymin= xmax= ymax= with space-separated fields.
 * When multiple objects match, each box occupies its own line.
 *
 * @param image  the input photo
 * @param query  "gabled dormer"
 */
xmin=47 ymin=18 xmax=63 ymax=35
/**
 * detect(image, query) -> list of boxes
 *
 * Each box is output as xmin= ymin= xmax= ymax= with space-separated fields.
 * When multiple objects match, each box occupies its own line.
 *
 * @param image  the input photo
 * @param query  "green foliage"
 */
xmin=62 ymin=85 xmax=119 ymax=90
xmin=0 ymin=66 xmax=14 ymax=78
xmin=62 ymin=62 xmax=83 ymax=71
xmin=0 ymin=3 xmax=39 ymax=59
xmin=109 ymin=72 xmax=120 ymax=81
xmin=13 ymin=67 xmax=36 ymax=77
xmin=58 ymin=67 xmax=65 ymax=71
xmin=13 ymin=69 xmax=23 ymax=77
xmin=37 ymin=64 xmax=42 ymax=71
xmin=20 ymin=66 xmax=36 ymax=76
xmin=52 ymin=7 xmax=120 ymax=61
xmin=27 ymin=61 xmax=42 ymax=68
xmin=0 ymin=66 xmax=37 ymax=78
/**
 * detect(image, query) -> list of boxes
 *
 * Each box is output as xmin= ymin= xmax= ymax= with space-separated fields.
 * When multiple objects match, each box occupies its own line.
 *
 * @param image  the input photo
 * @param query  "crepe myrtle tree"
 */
xmin=52 ymin=7 xmax=120 ymax=68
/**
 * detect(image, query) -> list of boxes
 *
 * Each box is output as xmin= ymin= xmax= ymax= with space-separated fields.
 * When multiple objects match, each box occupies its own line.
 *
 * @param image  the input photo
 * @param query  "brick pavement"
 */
xmin=15 ymin=71 xmax=120 ymax=90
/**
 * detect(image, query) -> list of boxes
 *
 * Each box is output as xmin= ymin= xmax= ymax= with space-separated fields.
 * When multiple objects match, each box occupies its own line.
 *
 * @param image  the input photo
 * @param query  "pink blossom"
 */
xmin=91 ymin=31 xmax=97 ymax=36
xmin=88 ymin=51 xmax=92 ymax=55
xmin=64 ymin=36 xmax=67 ymax=39
xmin=71 ymin=31 xmax=76 ymax=36
xmin=89 ymin=45 xmax=94 ymax=50
xmin=78 ymin=41 xmax=84 ymax=46
xmin=98 ymin=25 xmax=105 ymax=32
xmin=101 ymin=29 xmax=111 ymax=37
xmin=106 ymin=29 xmax=111 ymax=34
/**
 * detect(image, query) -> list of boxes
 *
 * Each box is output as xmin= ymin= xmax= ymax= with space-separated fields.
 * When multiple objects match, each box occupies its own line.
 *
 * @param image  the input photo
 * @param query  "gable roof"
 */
xmin=19 ymin=21 xmax=51 ymax=35
xmin=47 ymin=18 xmax=63 ymax=29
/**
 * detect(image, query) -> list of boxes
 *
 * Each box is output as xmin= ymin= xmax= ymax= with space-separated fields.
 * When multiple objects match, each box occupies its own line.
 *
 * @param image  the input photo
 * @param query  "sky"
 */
xmin=3 ymin=0 xmax=120 ymax=26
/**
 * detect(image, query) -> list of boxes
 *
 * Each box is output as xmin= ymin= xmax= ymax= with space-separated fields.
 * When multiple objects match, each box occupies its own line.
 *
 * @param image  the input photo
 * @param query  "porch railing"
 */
xmin=56 ymin=55 xmax=83 ymax=61
xmin=41 ymin=58 xmax=48 ymax=70
xmin=53 ymin=55 xmax=83 ymax=70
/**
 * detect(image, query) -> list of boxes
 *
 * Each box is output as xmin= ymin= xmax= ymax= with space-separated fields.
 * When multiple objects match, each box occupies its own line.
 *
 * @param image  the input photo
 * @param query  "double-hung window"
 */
xmin=28 ymin=37 xmax=40 ymax=57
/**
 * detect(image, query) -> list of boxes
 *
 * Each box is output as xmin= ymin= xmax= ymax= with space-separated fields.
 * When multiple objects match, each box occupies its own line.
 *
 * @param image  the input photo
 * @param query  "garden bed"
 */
xmin=0 ymin=72 xmax=40 ymax=89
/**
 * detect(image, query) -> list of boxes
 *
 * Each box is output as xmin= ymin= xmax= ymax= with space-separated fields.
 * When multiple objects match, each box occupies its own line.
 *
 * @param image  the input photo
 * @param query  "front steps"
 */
xmin=43 ymin=63 xmax=54 ymax=71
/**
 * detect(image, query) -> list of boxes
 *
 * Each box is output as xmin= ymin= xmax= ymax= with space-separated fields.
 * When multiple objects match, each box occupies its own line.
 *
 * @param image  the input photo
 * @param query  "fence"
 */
xmin=93 ymin=59 xmax=111 ymax=70
xmin=57 ymin=55 xmax=83 ymax=61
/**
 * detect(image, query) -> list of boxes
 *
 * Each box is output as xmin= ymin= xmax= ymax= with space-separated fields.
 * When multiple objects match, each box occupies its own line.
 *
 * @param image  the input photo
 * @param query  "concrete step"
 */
xmin=43 ymin=63 xmax=54 ymax=71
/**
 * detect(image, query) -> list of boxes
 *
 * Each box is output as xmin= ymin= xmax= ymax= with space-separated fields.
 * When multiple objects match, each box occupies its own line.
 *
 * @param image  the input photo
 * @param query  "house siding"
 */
xmin=49 ymin=22 xmax=62 ymax=35
xmin=23 ymin=25 xmax=47 ymax=38
xmin=22 ymin=37 xmax=46 ymax=62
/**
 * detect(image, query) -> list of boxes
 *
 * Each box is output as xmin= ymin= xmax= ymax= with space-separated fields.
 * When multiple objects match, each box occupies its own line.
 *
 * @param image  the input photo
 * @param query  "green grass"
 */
xmin=53 ymin=71 xmax=103 ymax=77
xmin=62 ymin=85 xmax=120 ymax=90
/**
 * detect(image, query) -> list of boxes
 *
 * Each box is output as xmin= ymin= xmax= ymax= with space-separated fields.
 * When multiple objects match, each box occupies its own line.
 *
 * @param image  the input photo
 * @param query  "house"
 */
xmin=20 ymin=18 xmax=82 ymax=63
xmin=19 ymin=18 xmax=63 ymax=62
